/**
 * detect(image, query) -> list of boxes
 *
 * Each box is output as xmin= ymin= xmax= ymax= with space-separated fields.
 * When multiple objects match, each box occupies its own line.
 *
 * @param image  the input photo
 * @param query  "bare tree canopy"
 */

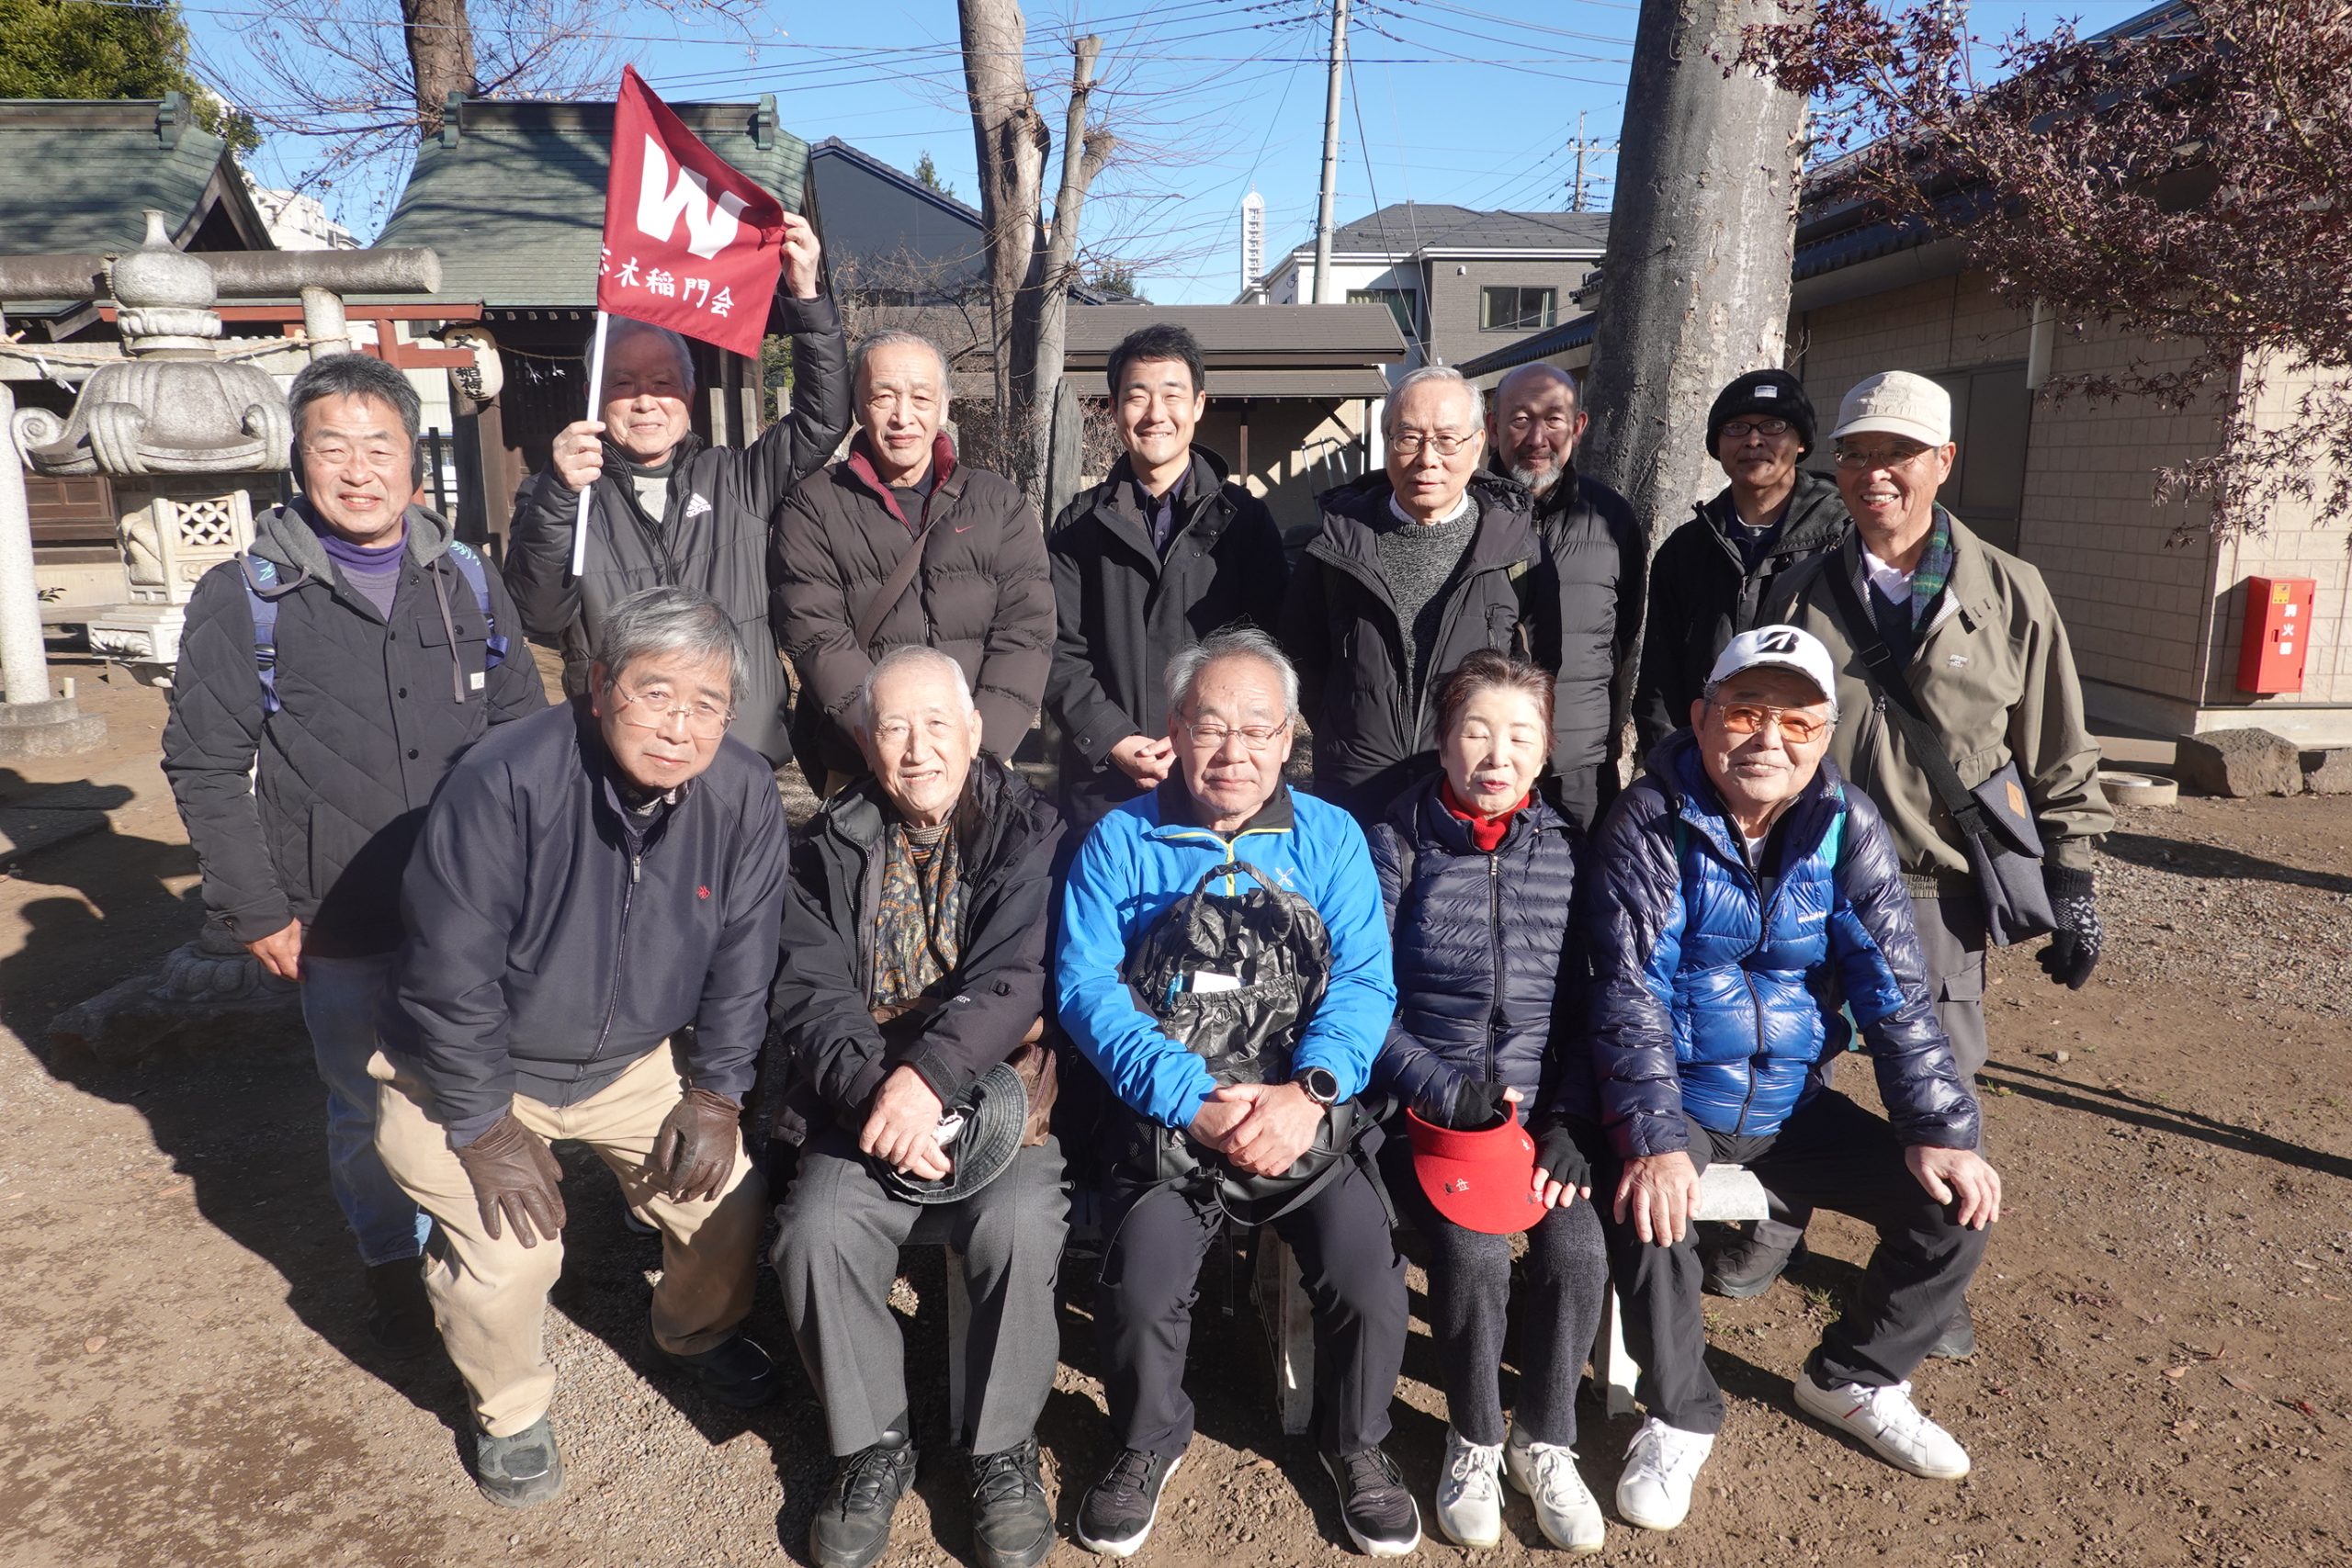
xmin=1745 ymin=0 xmax=2352 ymax=537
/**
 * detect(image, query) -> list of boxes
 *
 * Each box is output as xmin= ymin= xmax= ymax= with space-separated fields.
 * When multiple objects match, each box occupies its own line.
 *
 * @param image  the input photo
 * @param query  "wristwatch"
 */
xmin=1292 ymin=1066 xmax=1340 ymax=1108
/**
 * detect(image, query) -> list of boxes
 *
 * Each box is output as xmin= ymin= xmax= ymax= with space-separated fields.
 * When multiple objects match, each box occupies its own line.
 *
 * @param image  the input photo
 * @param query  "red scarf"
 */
xmin=1441 ymin=779 xmax=1528 ymax=852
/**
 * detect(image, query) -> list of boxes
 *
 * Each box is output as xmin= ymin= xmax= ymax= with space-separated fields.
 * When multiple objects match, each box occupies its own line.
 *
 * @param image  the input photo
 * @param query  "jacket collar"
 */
xmin=1832 ymin=504 xmax=1993 ymax=637
xmin=1094 ymin=446 xmax=1232 ymax=546
xmin=1388 ymin=769 xmax=1565 ymax=855
xmin=569 ymin=696 xmax=694 ymax=840
xmin=600 ymin=428 xmax=706 ymax=481
xmin=1308 ymin=468 xmax=1536 ymax=583
xmin=250 ymin=500 xmax=455 ymax=587
xmin=1148 ymin=778 xmax=1295 ymax=839
xmin=845 ymin=431 xmax=962 ymax=528
xmin=1651 ymin=729 xmax=1846 ymax=871
xmin=814 ymin=750 xmax=1041 ymax=869
xmin=1697 ymin=468 xmax=1849 ymax=558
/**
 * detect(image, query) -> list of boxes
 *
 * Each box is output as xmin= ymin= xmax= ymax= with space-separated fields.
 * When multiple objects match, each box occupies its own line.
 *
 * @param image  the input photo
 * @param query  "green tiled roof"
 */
xmin=373 ymin=94 xmax=809 ymax=310
xmin=0 ymin=95 xmax=256 ymax=257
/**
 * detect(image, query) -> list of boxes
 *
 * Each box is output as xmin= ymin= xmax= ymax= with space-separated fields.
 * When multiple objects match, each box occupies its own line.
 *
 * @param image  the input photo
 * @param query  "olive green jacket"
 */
xmin=1764 ymin=511 xmax=2111 ymax=888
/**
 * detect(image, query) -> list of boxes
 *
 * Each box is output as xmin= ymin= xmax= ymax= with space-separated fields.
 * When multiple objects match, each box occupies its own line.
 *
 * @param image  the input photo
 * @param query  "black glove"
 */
xmin=1532 ymin=1118 xmax=1592 ymax=1195
xmin=2039 ymin=867 xmax=2102 ymax=990
xmin=649 ymin=1087 xmax=745 ymax=1203
xmin=453 ymin=1112 xmax=567 ymax=1247
xmin=1420 ymin=1075 xmax=1514 ymax=1131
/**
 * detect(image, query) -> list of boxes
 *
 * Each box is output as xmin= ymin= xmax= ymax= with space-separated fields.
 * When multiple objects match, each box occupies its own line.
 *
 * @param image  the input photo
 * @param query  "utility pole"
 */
xmin=1310 ymin=0 xmax=1351 ymax=303
xmin=1568 ymin=111 xmax=1618 ymax=213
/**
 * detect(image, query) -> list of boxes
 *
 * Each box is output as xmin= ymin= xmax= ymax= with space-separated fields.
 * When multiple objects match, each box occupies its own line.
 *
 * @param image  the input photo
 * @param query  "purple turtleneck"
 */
xmin=313 ymin=517 xmax=408 ymax=618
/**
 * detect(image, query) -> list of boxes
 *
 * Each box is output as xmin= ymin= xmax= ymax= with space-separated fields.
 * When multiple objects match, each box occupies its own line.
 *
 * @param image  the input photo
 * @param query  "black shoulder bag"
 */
xmin=1821 ymin=562 xmax=2056 ymax=946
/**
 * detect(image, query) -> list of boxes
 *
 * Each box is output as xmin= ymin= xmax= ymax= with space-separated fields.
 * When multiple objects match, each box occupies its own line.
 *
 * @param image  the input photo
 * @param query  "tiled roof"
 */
xmin=1455 ymin=313 xmax=1598 ymax=378
xmin=1063 ymin=304 xmax=1408 ymax=366
xmin=0 ymin=96 xmax=266 ymax=259
xmin=1293 ymin=203 xmax=1610 ymax=258
xmin=371 ymin=94 xmax=808 ymax=310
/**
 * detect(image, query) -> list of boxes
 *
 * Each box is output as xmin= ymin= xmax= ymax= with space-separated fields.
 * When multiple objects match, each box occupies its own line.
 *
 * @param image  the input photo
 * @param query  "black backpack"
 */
xmin=1111 ymin=859 xmax=1363 ymax=1224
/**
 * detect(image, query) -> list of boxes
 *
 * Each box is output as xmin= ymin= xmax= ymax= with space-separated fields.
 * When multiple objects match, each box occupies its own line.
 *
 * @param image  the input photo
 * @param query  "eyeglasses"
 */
xmin=1389 ymin=431 xmax=1478 ymax=458
xmin=1834 ymin=443 xmax=1934 ymax=471
xmin=613 ymin=681 xmax=732 ymax=739
xmin=1719 ymin=418 xmax=1792 ymax=442
xmin=1176 ymin=716 xmax=1292 ymax=751
xmin=300 ymin=440 xmax=408 ymax=470
xmin=1714 ymin=703 xmax=1829 ymax=745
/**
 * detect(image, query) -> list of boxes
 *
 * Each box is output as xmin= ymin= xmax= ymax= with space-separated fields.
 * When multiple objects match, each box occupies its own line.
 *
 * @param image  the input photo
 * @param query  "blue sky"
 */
xmin=185 ymin=0 xmax=2165 ymax=304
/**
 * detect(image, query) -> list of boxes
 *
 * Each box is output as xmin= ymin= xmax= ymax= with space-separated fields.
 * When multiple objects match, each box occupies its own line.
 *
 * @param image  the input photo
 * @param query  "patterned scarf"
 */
xmin=868 ymin=820 xmax=967 ymax=1010
xmin=1905 ymin=507 xmax=1957 ymax=630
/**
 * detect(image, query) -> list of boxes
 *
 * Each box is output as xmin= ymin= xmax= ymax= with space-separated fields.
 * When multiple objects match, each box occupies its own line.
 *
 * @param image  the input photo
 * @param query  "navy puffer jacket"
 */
xmin=1570 ymin=732 xmax=1979 ymax=1157
xmin=1368 ymin=775 xmax=1586 ymax=1118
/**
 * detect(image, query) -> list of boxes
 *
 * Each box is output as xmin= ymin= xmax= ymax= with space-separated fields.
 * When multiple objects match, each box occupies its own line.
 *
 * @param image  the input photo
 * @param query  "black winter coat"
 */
xmin=1631 ymin=469 xmax=1848 ymax=751
xmin=503 ymin=293 xmax=850 ymax=768
xmin=765 ymin=753 xmax=1062 ymax=1145
xmin=1368 ymin=775 xmax=1588 ymax=1120
xmin=1521 ymin=460 xmax=1647 ymax=823
xmin=386 ymin=702 xmax=789 ymax=1145
xmin=163 ymin=502 xmax=547 ymax=958
xmin=1045 ymin=446 xmax=1288 ymax=830
xmin=1281 ymin=471 xmax=1544 ymax=826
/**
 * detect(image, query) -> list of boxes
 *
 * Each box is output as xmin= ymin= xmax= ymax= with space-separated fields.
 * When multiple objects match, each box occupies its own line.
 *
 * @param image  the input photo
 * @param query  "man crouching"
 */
xmin=769 ymin=646 xmax=1070 ymax=1568
xmin=375 ymin=585 xmax=789 ymax=1506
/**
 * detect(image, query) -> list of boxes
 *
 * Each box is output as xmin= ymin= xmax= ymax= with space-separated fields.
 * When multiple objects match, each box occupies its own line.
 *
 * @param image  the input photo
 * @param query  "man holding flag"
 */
xmin=505 ymin=68 xmax=849 ymax=772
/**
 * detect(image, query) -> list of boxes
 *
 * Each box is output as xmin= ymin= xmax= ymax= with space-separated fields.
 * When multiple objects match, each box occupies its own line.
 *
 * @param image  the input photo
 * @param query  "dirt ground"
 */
xmin=3 ymin=654 xmax=2347 ymax=1567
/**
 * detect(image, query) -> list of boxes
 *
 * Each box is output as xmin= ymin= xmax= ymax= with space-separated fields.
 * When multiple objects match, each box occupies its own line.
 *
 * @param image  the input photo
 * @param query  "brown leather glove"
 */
xmin=453 ymin=1113 xmax=567 ymax=1247
xmin=649 ymin=1087 xmax=743 ymax=1203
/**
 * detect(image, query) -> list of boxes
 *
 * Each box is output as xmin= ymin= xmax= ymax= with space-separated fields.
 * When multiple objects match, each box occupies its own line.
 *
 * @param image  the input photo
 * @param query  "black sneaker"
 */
xmin=1323 ymin=1446 xmax=1422 ymax=1557
xmin=969 ymin=1436 xmax=1055 ymax=1568
xmin=1927 ymin=1304 xmax=1976 ymax=1360
xmin=643 ymin=1327 xmax=781 ymax=1408
xmin=1703 ymin=1233 xmax=1808 ymax=1300
xmin=365 ymin=1258 xmax=436 ymax=1359
xmin=475 ymin=1416 xmax=565 ymax=1508
xmin=810 ymin=1431 xmax=918 ymax=1568
xmin=1075 ymin=1446 xmax=1183 ymax=1558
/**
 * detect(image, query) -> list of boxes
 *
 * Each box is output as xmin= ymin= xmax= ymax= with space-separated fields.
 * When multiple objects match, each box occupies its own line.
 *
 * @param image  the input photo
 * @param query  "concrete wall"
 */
xmin=1424 ymin=257 xmax=1597 ymax=373
xmin=1194 ymin=397 xmax=1372 ymax=547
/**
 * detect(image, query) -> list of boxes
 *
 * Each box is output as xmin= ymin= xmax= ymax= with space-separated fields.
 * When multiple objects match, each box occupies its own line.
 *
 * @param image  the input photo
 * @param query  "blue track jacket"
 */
xmin=1057 ymin=781 xmax=1397 ymax=1130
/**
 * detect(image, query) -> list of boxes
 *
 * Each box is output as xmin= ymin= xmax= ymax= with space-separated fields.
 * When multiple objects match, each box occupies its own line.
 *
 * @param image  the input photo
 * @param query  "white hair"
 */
xmin=855 ymin=644 xmax=976 ymax=730
xmin=1383 ymin=365 xmax=1484 ymax=436
xmin=1165 ymin=626 xmax=1300 ymax=721
xmin=852 ymin=328 xmax=952 ymax=400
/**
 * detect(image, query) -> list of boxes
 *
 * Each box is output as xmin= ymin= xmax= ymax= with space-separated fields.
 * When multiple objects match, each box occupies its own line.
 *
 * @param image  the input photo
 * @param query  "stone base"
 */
xmin=83 ymin=601 xmax=188 ymax=666
xmin=0 ymin=695 xmax=107 ymax=759
xmin=48 ymin=930 xmax=300 ymax=1061
xmin=2175 ymin=728 xmax=2302 ymax=797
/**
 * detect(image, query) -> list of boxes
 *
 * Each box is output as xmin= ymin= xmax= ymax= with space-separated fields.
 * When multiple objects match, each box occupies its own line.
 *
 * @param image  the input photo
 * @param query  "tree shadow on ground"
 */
xmin=1980 ymin=1058 xmax=2352 ymax=1181
xmin=2101 ymin=829 xmax=2352 ymax=896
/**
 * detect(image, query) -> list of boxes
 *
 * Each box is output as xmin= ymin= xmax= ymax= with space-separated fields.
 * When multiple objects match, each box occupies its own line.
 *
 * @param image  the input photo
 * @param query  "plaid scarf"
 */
xmin=869 ymin=821 xmax=966 ymax=1010
xmin=1905 ymin=507 xmax=1957 ymax=629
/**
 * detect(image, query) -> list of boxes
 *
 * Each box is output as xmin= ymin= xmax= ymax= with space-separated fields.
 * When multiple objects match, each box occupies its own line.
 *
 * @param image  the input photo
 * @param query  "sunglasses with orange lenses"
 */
xmin=1716 ymin=703 xmax=1829 ymax=744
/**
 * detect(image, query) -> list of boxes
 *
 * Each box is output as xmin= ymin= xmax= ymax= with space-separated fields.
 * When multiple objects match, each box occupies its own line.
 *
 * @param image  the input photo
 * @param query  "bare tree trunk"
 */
xmin=1026 ymin=34 xmax=1110 ymax=502
xmin=1581 ymin=0 xmax=1810 ymax=547
xmin=401 ymin=0 xmax=477 ymax=137
xmin=959 ymin=0 xmax=1047 ymax=416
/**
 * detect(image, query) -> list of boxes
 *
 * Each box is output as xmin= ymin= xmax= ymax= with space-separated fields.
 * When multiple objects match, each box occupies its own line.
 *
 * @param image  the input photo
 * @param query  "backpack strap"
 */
xmin=444 ymin=540 xmax=507 ymax=669
xmin=238 ymin=554 xmax=286 ymax=716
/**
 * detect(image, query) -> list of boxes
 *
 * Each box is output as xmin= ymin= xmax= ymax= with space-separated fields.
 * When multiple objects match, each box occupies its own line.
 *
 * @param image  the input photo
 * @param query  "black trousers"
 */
xmin=1596 ymin=1089 xmax=1988 ymax=1435
xmin=1095 ymin=1156 xmax=1408 ymax=1460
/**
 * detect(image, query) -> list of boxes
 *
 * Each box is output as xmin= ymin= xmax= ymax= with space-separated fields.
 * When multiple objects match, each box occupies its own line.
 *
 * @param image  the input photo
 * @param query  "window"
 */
xmin=1348 ymin=287 xmax=1419 ymax=342
xmin=1929 ymin=364 xmax=2031 ymax=555
xmin=1480 ymin=286 xmax=1557 ymax=333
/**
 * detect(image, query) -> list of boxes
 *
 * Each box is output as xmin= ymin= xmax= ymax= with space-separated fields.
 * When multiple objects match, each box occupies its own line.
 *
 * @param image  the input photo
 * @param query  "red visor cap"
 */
xmin=1406 ymin=1105 xmax=1546 ymax=1235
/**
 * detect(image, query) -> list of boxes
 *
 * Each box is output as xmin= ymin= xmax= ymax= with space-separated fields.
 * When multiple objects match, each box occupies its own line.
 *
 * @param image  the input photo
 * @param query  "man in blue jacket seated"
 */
xmin=1577 ymin=625 xmax=2000 ymax=1533
xmin=374 ymin=586 xmax=790 ymax=1508
xmin=1057 ymin=627 xmax=1419 ymax=1559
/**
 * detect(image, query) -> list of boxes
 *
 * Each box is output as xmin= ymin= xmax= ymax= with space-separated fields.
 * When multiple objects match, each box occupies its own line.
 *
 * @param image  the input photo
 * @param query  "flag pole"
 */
xmin=571 ymin=310 xmax=611 ymax=580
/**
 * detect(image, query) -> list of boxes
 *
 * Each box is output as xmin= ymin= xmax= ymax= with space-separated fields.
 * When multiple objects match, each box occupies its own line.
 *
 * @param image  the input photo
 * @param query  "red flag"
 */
xmin=598 ymin=66 xmax=786 ymax=357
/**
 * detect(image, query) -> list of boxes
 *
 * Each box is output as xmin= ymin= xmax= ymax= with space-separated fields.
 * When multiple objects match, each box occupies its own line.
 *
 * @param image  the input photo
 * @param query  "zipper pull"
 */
xmin=630 ymin=852 xmax=642 ymax=885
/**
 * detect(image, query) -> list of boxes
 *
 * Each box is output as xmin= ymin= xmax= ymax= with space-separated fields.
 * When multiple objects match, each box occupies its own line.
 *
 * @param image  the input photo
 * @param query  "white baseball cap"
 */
xmin=1706 ymin=625 xmax=1839 ymax=714
xmin=1830 ymin=370 xmax=1952 ymax=448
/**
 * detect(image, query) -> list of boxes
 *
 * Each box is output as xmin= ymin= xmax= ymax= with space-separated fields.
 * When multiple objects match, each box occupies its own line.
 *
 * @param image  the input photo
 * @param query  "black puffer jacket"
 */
xmin=503 ymin=293 xmax=850 ymax=768
xmin=1631 ymin=469 xmax=1849 ymax=751
xmin=1046 ymin=446 xmax=1288 ymax=830
xmin=1368 ymin=775 xmax=1587 ymax=1121
xmin=387 ymin=701 xmax=788 ymax=1145
xmin=163 ymin=502 xmax=548 ymax=958
xmin=1281 ymin=470 xmax=1541 ymax=825
xmin=1521 ymin=460 xmax=1647 ymax=825
xmin=764 ymin=753 xmax=1062 ymax=1145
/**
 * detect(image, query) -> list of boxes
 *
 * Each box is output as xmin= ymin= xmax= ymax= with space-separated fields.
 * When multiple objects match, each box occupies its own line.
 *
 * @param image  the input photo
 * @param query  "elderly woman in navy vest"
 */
xmin=1367 ymin=650 xmax=1611 ymax=1553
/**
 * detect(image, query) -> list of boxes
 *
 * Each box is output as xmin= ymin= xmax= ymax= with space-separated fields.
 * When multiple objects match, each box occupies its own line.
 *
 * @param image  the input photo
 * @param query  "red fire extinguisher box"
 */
xmin=2238 ymin=577 xmax=2317 ymax=694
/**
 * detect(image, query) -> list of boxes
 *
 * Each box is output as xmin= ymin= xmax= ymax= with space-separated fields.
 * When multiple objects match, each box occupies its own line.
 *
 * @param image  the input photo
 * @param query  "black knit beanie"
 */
xmin=1705 ymin=369 xmax=1815 ymax=456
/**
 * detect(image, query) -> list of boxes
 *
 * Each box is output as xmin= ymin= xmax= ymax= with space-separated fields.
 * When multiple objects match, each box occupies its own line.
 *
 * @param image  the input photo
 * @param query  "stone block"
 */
xmin=0 ymin=696 xmax=107 ymax=759
xmin=2175 ymin=728 xmax=2303 ymax=797
xmin=2301 ymin=747 xmax=2352 ymax=795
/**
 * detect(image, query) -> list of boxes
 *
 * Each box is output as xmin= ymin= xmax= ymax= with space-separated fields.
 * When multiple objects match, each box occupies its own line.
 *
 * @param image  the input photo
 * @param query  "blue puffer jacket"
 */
xmin=1368 ymin=776 xmax=1586 ymax=1118
xmin=1571 ymin=732 xmax=1978 ymax=1157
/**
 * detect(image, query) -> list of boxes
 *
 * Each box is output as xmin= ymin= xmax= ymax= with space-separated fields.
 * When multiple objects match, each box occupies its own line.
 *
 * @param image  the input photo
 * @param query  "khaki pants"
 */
xmin=370 ymin=1043 xmax=764 ymax=1437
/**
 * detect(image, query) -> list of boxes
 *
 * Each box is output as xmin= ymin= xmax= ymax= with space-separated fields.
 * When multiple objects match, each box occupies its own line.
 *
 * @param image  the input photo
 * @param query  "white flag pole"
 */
xmin=571 ymin=310 xmax=611 ymax=580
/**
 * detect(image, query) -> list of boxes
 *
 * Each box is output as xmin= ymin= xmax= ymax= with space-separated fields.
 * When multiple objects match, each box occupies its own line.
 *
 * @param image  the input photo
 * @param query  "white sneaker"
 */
xmin=1433 ymin=1427 xmax=1505 ymax=1549
xmin=1793 ymin=1369 xmax=1972 ymax=1480
xmin=1504 ymin=1430 xmax=1606 ymax=1552
xmin=1614 ymin=1417 xmax=1714 ymax=1531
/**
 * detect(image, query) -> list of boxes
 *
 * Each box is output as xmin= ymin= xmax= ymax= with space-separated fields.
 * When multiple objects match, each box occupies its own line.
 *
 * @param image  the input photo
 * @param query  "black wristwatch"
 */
xmin=1292 ymin=1066 xmax=1340 ymax=1107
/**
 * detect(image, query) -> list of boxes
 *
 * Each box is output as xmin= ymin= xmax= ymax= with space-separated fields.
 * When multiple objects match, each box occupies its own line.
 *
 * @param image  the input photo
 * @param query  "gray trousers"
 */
xmin=1751 ymin=891 xmax=1991 ymax=1253
xmin=773 ymin=1127 xmax=1070 ymax=1457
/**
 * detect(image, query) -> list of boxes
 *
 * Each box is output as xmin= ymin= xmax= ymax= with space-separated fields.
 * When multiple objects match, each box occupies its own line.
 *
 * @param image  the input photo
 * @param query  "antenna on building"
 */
xmin=1240 ymin=189 xmax=1267 ymax=298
